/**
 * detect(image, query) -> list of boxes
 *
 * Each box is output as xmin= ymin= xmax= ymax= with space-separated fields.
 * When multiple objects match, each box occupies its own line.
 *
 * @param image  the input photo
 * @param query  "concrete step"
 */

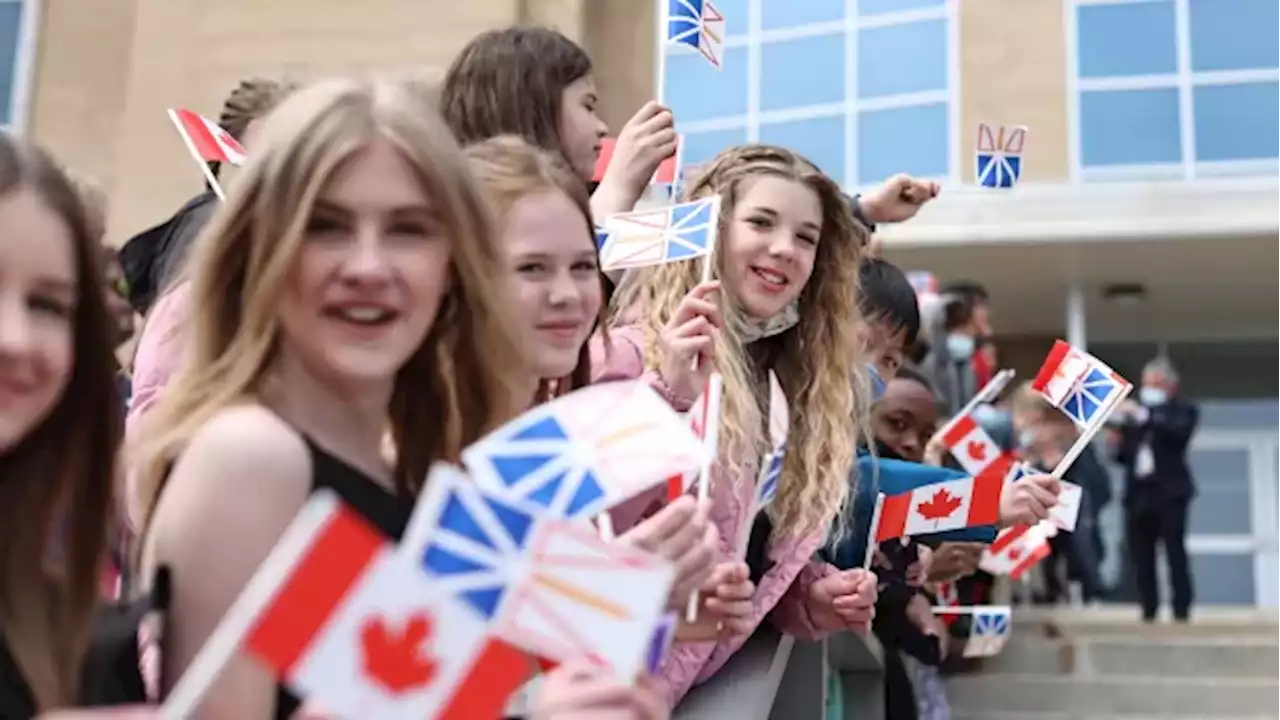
xmin=946 ymin=673 xmax=1278 ymax=717
xmin=976 ymin=633 xmax=1279 ymax=679
xmin=1009 ymin=605 xmax=1279 ymax=638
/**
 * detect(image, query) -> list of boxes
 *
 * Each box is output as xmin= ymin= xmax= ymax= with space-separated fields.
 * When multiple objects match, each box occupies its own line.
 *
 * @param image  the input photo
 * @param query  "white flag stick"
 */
xmin=596 ymin=512 xmax=615 ymax=541
xmin=1051 ymin=382 xmax=1132 ymax=480
xmin=167 ymin=109 xmax=227 ymax=202
xmin=686 ymin=373 xmax=723 ymax=623
xmin=862 ymin=493 xmax=886 ymax=570
xmin=161 ymin=493 xmax=339 ymax=719
xmin=935 ymin=368 xmax=1016 ymax=440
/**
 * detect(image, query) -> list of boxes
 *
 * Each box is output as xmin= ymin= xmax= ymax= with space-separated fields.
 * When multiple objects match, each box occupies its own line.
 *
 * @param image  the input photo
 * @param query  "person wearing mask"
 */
xmin=1111 ymin=357 xmax=1198 ymax=622
xmin=920 ymin=281 xmax=991 ymax=417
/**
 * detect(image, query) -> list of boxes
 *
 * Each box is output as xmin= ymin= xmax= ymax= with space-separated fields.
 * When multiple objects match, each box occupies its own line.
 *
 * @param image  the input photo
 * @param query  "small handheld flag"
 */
xmin=599 ymin=197 xmax=720 ymax=272
xmin=666 ymin=0 xmax=726 ymax=69
xmin=166 ymin=108 xmax=246 ymax=201
xmin=975 ymin=123 xmax=1026 ymax=189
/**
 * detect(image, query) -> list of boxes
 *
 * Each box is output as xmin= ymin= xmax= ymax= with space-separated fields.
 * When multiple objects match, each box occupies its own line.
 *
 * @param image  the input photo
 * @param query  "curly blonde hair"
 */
xmin=610 ymin=144 xmax=871 ymax=541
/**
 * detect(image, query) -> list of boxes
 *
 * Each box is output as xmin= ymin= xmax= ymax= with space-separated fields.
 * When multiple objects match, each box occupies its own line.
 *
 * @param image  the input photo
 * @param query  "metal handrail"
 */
xmin=673 ymin=626 xmax=886 ymax=720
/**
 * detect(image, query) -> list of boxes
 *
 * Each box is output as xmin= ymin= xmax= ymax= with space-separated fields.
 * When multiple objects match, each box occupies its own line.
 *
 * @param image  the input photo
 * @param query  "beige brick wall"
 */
xmin=24 ymin=0 xmax=661 ymax=245
xmin=958 ymin=0 xmax=1070 ymax=183
xmin=27 ymin=0 xmax=138 ymax=205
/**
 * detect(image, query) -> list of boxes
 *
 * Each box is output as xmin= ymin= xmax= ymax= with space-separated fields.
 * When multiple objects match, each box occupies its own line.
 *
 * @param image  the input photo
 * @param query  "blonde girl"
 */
xmin=463 ymin=134 xmax=720 ymax=627
xmin=597 ymin=144 xmax=879 ymax=706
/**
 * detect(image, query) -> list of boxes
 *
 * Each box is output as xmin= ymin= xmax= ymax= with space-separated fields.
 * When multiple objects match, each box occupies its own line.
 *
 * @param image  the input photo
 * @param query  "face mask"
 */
xmin=1139 ymin=386 xmax=1168 ymax=406
xmin=973 ymin=404 xmax=1011 ymax=439
xmin=742 ymin=300 xmax=800 ymax=343
xmin=946 ymin=333 xmax=975 ymax=361
xmin=867 ymin=363 xmax=886 ymax=403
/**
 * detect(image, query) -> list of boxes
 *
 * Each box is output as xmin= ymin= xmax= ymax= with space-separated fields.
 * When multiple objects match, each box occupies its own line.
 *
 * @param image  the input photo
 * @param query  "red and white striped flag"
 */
xmin=168 ymin=108 xmax=248 ymax=166
xmin=164 ymin=491 xmax=528 ymax=719
xmin=979 ymin=521 xmax=1053 ymax=579
xmin=938 ymin=413 xmax=1006 ymax=477
xmin=873 ymin=465 xmax=1004 ymax=543
xmin=593 ymin=136 xmax=684 ymax=186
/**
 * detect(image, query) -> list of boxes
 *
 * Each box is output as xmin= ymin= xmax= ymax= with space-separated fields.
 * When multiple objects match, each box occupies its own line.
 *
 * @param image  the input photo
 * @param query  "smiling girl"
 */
xmin=127 ymin=77 xmax=525 ymax=718
xmin=0 ymin=135 xmax=128 ymax=715
xmin=464 ymin=135 xmax=718 ymax=624
xmin=596 ymin=144 xmax=878 ymax=706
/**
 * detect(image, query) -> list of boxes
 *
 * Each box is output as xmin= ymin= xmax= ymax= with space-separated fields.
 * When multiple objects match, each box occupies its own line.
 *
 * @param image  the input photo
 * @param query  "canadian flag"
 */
xmin=168 ymin=108 xmax=248 ymax=166
xmin=1030 ymin=340 xmax=1093 ymax=406
xmin=874 ymin=465 xmax=1004 ymax=542
xmin=593 ymin=135 xmax=684 ymax=185
xmin=979 ymin=521 xmax=1052 ymax=579
xmin=939 ymin=414 xmax=1005 ymax=477
xmin=198 ymin=493 xmax=528 ymax=719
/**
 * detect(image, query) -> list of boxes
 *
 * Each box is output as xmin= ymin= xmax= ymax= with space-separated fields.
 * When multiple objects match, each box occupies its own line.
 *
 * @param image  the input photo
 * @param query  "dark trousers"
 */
xmin=1127 ymin=500 xmax=1194 ymax=620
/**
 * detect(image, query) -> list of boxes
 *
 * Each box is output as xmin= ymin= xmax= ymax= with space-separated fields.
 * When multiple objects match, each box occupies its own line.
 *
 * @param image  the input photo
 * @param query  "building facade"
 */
xmin=4 ymin=0 xmax=1275 ymax=604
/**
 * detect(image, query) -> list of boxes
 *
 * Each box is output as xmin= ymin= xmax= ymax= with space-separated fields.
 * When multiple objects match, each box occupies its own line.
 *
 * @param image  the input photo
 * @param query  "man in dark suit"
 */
xmin=1111 ymin=357 xmax=1199 ymax=622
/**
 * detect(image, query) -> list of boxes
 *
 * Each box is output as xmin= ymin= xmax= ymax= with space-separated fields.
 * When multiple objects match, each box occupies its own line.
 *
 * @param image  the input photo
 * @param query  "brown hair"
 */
xmin=463 ymin=135 xmax=606 ymax=401
xmin=441 ymin=27 xmax=593 ymax=168
xmin=209 ymin=77 xmax=295 ymax=180
xmin=0 ymin=136 xmax=122 ymax=710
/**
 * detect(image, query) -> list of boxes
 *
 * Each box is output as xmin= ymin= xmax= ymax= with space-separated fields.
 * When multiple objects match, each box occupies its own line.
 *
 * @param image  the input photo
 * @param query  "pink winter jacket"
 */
xmin=122 ymin=281 xmax=193 ymax=530
xmin=591 ymin=324 xmax=839 ymax=708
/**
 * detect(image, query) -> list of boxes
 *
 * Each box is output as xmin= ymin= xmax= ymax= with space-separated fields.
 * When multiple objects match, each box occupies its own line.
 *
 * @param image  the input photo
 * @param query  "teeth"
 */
xmin=756 ymin=268 xmax=786 ymax=285
xmin=335 ymin=306 xmax=390 ymax=323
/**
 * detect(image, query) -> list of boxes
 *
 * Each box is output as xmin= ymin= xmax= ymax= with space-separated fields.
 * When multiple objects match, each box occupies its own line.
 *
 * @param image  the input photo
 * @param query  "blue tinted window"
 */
xmin=759 ymin=115 xmax=846 ymax=185
xmin=857 ymin=20 xmax=947 ymax=98
xmin=1080 ymin=88 xmax=1181 ymax=166
xmin=857 ymin=103 xmax=948 ymax=184
xmin=665 ymin=45 xmax=749 ymax=122
xmin=760 ymin=34 xmax=846 ymax=111
xmin=683 ymin=127 xmax=749 ymax=166
xmin=0 ymin=2 xmax=21 ymax=125
xmin=1189 ymin=0 xmax=1279 ymax=72
xmin=1077 ymin=1 xmax=1177 ymax=78
xmin=761 ymin=0 xmax=845 ymax=30
xmin=859 ymin=0 xmax=945 ymax=17
xmin=1194 ymin=82 xmax=1280 ymax=161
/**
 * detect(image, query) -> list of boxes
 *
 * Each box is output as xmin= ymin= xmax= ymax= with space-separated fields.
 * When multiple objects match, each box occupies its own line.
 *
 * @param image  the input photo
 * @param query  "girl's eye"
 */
xmin=571 ymin=260 xmax=599 ymax=273
xmin=797 ymin=233 xmax=819 ymax=246
xmin=387 ymin=221 xmax=431 ymax=238
xmin=746 ymin=216 xmax=772 ymax=229
xmin=30 ymin=295 xmax=73 ymax=318
xmin=305 ymin=217 xmax=345 ymax=236
xmin=517 ymin=262 xmax=546 ymax=274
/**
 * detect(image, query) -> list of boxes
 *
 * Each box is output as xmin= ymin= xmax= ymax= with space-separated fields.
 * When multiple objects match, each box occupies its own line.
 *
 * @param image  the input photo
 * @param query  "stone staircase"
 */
xmin=946 ymin=606 xmax=1279 ymax=719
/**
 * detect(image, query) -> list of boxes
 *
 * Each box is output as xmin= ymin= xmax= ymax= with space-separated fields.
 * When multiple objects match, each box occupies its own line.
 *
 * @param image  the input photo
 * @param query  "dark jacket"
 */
xmin=1113 ymin=397 xmax=1199 ymax=509
xmin=118 ymin=191 xmax=219 ymax=316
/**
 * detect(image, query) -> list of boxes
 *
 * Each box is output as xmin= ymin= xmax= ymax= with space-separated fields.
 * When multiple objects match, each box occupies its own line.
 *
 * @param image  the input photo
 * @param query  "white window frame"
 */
xmin=661 ymin=0 xmax=958 ymax=192
xmin=0 ymin=0 xmax=40 ymax=134
xmin=1065 ymin=0 xmax=1280 ymax=182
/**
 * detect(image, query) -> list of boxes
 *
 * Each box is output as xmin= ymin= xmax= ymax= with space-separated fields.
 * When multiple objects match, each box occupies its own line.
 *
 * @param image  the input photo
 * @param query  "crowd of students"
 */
xmin=0 ymin=25 xmax=1077 ymax=720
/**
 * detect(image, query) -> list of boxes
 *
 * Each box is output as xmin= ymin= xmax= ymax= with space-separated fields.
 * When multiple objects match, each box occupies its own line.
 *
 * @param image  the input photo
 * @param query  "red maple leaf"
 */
xmin=360 ymin=612 xmax=437 ymax=694
xmin=1008 ymin=546 xmax=1023 ymax=561
xmin=966 ymin=440 xmax=988 ymax=462
xmin=916 ymin=488 xmax=963 ymax=521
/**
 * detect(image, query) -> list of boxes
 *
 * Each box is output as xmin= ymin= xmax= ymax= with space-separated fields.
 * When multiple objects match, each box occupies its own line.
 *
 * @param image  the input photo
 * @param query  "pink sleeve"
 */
xmin=589 ymin=326 xmax=696 ymax=413
xmin=768 ymin=560 xmax=837 ymax=640
xmin=122 ymin=283 xmax=193 ymax=530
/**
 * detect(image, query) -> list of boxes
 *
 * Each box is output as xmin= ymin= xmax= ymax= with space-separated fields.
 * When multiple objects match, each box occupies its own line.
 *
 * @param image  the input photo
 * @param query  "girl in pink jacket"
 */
xmin=594 ymin=144 xmax=880 ymax=707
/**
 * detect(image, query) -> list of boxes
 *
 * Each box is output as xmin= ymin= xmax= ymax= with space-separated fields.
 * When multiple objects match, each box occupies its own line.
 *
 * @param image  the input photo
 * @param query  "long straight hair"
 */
xmin=463 ymin=136 xmax=607 ymax=402
xmin=131 ymin=77 xmax=527 ymax=522
xmin=0 ymin=135 xmax=123 ymax=710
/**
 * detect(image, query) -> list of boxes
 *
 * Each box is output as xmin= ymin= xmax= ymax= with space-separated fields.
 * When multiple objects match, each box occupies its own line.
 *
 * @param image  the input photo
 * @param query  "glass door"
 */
xmin=1183 ymin=429 xmax=1278 ymax=606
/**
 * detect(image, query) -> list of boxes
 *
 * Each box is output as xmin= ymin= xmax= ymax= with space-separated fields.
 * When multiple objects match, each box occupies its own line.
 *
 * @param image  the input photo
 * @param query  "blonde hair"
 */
xmin=130 ymin=76 xmax=524 ymax=522
xmin=464 ymin=135 xmax=606 ymax=401
xmin=610 ymin=144 xmax=870 ymax=540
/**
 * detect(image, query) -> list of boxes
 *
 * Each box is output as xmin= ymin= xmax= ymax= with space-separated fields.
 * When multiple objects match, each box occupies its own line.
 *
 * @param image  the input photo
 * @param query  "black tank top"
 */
xmin=273 ymin=438 xmax=412 ymax=719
